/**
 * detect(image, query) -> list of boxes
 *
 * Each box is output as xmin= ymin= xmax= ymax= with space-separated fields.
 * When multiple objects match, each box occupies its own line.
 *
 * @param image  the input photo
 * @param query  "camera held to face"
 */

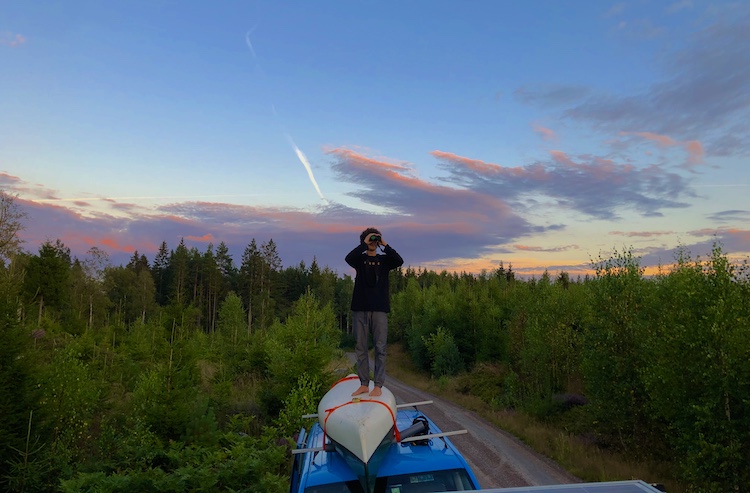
xmin=369 ymin=235 xmax=381 ymax=243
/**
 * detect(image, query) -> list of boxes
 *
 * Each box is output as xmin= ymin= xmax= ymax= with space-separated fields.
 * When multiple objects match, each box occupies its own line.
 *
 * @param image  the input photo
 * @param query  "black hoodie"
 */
xmin=345 ymin=243 xmax=404 ymax=312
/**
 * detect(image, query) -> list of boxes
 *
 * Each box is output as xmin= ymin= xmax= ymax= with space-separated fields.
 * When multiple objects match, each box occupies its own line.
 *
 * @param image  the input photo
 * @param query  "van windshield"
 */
xmin=304 ymin=468 xmax=476 ymax=493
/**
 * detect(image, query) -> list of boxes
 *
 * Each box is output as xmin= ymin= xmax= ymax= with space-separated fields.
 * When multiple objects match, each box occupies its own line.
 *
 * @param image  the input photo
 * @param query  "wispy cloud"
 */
xmin=515 ymin=244 xmax=579 ymax=252
xmin=514 ymin=84 xmax=591 ymax=106
xmin=620 ymin=132 xmax=705 ymax=168
xmin=0 ymin=32 xmax=26 ymax=47
xmin=519 ymin=6 xmax=750 ymax=158
xmin=707 ymin=210 xmax=750 ymax=222
xmin=613 ymin=18 xmax=667 ymax=39
xmin=666 ymin=0 xmax=692 ymax=15
xmin=0 ymin=173 xmax=60 ymax=200
xmin=432 ymin=149 xmax=694 ymax=220
xmin=624 ymin=132 xmax=678 ymax=147
xmin=533 ymin=124 xmax=557 ymax=141
xmin=610 ymin=230 xmax=676 ymax=238
xmin=604 ymin=3 xmax=627 ymax=18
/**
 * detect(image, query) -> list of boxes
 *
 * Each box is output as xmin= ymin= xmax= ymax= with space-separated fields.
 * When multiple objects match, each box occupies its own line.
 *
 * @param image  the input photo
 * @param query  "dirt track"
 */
xmin=383 ymin=375 xmax=580 ymax=489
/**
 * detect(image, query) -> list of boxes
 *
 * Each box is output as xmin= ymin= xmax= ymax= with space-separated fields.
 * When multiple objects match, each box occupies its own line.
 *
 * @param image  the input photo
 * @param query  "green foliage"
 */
xmin=422 ymin=326 xmax=464 ymax=377
xmin=517 ymin=281 xmax=587 ymax=402
xmin=218 ymin=291 xmax=245 ymax=344
xmin=275 ymin=372 xmax=324 ymax=437
xmin=59 ymin=427 xmax=287 ymax=493
xmin=641 ymin=245 xmax=750 ymax=490
xmin=129 ymin=354 xmax=212 ymax=444
xmin=453 ymin=362 xmax=506 ymax=401
xmin=103 ymin=266 xmax=157 ymax=326
xmin=392 ymin=278 xmax=429 ymax=369
xmin=0 ymin=307 xmax=33 ymax=440
xmin=38 ymin=348 xmax=102 ymax=456
xmin=500 ymin=370 xmax=522 ymax=410
xmin=580 ymin=249 xmax=655 ymax=450
xmin=4 ymin=411 xmax=52 ymax=493
xmin=391 ymin=244 xmax=750 ymax=490
xmin=262 ymin=290 xmax=339 ymax=414
xmin=22 ymin=240 xmax=72 ymax=321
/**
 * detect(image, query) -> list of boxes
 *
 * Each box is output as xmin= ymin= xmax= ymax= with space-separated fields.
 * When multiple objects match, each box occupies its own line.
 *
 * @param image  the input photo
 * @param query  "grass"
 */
xmin=385 ymin=343 xmax=682 ymax=493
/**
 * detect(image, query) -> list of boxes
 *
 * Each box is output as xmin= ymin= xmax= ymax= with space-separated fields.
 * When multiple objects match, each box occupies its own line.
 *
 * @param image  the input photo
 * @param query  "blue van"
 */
xmin=290 ymin=407 xmax=481 ymax=493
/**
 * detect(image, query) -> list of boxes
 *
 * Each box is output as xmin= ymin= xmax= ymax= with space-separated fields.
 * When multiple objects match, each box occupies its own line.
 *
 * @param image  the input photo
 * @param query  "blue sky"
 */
xmin=2 ymin=1 xmax=749 ymax=276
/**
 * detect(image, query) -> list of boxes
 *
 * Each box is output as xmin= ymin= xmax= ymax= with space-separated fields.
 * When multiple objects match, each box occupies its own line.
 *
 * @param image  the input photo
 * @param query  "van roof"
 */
xmin=297 ymin=408 xmax=477 ymax=489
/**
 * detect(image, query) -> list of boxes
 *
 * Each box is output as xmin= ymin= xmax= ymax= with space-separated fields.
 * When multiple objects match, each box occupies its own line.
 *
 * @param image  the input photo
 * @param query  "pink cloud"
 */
xmin=0 ymin=32 xmax=26 ymax=47
xmin=430 ymin=150 xmax=504 ymax=175
xmin=99 ymin=237 xmax=138 ymax=253
xmin=619 ymin=132 xmax=706 ymax=168
xmin=0 ymin=172 xmax=23 ymax=185
xmin=624 ymin=131 xmax=678 ymax=147
xmin=687 ymin=226 xmax=750 ymax=239
xmin=549 ymin=150 xmax=575 ymax=166
xmin=533 ymin=124 xmax=557 ymax=141
xmin=684 ymin=140 xmax=704 ymax=166
xmin=331 ymin=148 xmax=518 ymax=223
xmin=726 ymin=228 xmax=750 ymax=243
xmin=184 ymin=233 xmax=216 ymax=243
xmin=327 ymin=148 xmax=412 ymax=173
xmin=0 ymin=173 xmax=62 ymax=201
xmin=431 ymin=150 xmax=550 ymax=181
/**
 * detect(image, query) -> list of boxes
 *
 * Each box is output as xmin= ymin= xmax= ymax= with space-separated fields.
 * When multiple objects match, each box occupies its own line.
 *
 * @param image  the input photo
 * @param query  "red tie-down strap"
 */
xmin=322 ymin=398 xmax=402 ymax=445
xmin=331 ymin=375 xmax=361 ymax=387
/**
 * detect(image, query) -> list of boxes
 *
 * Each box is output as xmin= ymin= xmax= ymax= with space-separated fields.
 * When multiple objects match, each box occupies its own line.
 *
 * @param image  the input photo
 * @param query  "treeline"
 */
xmin=1 ymin=232 xmax=348 ymax=491
xmin=389 ymin=247 xmax=750 ymax=492
xmin=16 ymin=237 xmax=353 ymax=337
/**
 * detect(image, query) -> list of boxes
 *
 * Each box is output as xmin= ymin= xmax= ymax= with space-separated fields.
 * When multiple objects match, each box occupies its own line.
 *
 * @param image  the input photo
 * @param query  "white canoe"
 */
xmin=317 ymin=374 xmax=398 ymax=464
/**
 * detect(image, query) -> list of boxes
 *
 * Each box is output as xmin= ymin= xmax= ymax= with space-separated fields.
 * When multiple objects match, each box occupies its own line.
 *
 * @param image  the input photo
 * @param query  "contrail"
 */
xmin=245 ymin=27 xmax=327 ymax=203
xmin=244 ymin=26 xmax=257 ymax=58
xmin=285 ymin=134 xmax=327 ymax=202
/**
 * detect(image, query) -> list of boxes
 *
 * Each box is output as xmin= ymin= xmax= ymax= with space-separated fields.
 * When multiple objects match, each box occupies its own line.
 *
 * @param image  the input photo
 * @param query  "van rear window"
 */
xmin=304 ymin=468 xmax=475 ymax=493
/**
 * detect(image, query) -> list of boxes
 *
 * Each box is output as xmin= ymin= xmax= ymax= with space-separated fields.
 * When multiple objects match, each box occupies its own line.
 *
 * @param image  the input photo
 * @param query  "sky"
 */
xmin=2 ymin=0 xmax=749 ymax=277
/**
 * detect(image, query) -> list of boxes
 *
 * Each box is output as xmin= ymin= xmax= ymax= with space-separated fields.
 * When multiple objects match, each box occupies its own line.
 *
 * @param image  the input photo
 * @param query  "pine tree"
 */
xmin=126 ymin=250 xmax=150 ymax=275
xmin=151 ymin=241 xmax=169 ymax=305
xmin=169 ymin=239 xmax=190 ymax=306
xmin=215 ymin=242 xmax=237 ymax=291
xmin=239 ymin=240 xmax=262 ymax=335
xmin=22 ymin=240 xmax=72 ymax=324
xmin=260 ymin=239 xmax=282 ymax=327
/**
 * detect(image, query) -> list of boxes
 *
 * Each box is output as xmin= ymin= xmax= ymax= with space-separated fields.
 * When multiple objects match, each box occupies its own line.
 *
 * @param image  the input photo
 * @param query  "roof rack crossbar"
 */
xmin=400 ymin=429 xmax=467 ymax=443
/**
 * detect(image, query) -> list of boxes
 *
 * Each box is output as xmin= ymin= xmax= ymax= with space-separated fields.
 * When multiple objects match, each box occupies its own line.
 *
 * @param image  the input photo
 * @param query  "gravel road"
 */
xmin=383 ymin=375 xmax=580 ymax=489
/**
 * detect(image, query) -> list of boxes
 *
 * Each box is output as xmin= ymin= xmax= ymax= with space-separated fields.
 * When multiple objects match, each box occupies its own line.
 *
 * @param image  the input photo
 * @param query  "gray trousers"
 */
xmin=352 ymin=311 xmax=388 ymax=387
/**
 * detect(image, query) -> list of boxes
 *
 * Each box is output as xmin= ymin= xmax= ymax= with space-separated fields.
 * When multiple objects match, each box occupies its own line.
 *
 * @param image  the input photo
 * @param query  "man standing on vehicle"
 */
xmin=346 ymin=227 xmax=404 ymax=397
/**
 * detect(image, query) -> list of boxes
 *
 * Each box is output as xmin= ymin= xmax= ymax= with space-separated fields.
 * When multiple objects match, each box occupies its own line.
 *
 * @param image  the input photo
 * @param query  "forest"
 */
xmin=1 ymin=191 xmax=749 ymax=492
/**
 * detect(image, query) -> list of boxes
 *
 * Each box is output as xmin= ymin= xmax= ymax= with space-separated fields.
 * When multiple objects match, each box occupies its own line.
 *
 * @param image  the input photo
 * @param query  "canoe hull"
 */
xmin=317 ymin=375 xmax=397 ymax=464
